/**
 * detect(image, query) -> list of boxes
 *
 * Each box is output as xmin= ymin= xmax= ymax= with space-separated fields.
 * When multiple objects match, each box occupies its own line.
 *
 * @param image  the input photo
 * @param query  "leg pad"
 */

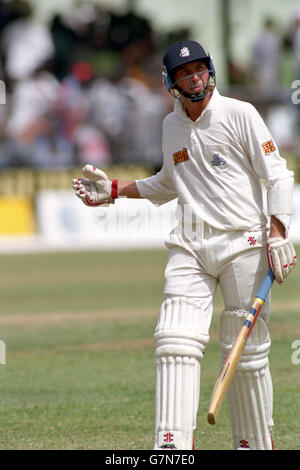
xmin=219 ymin=309 xmax=273 ymax=450
xmin=154 ymin=296 xmax=209 ymax=450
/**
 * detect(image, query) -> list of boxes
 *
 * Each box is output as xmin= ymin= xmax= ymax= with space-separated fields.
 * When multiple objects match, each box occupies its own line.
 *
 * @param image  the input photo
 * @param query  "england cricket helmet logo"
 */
xmin=180 ymin=46 xmax=190 ymax=57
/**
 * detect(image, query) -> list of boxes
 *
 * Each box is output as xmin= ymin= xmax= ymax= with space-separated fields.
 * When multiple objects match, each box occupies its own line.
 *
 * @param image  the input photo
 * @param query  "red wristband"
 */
xmin=111 ymin=179 xmax=119 ymax=199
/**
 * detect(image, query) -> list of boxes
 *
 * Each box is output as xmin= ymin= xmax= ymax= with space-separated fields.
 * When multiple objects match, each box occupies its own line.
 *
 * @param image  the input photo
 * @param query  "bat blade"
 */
xmin=207 ymin=268 xmax=275 ymax=425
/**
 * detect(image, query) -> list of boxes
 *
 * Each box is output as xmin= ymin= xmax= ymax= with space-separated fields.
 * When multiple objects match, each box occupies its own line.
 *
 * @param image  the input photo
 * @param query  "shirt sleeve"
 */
xmin=240 ymin=103 xmax=294 ymax=235
xmin=136 ymin=164 xmax=178 ymax=206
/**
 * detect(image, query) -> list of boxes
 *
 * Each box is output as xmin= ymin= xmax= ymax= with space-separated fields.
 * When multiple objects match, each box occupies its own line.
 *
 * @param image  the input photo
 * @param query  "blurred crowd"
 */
xmin=245 ymin=8 xmax=300 ymax=151
xmin=0 ymin=0 xmax=299 ymax=171
xmin=0 ymin=0 xmax=177 ymax=171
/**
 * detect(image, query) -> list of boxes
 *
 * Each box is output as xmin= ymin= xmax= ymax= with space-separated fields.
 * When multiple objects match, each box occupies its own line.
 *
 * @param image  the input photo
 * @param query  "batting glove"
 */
xmin=267 ymin=236 xmax=297 ymax=283
xmin=72 ymin=164 xmax=119 ymax=207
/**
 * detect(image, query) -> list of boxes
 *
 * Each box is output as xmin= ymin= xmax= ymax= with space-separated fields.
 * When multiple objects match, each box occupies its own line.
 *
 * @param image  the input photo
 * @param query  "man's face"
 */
xmin=173 ymin=60 xmax=209 ymax=96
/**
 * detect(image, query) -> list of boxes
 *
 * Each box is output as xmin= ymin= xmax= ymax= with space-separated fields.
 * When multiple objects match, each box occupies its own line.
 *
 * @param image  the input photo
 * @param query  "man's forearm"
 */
xmin=118 ymin=181 xmax=142 ymax=199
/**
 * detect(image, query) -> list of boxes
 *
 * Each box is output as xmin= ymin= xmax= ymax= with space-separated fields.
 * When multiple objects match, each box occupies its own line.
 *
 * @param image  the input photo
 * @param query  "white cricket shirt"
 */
xmin=136 ymin=89 xmax=293 ymax=234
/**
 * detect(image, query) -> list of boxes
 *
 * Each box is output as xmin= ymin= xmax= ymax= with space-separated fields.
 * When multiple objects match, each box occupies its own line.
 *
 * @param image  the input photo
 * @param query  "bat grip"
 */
xmin=256 ymin=268 xmax=275 ymax=302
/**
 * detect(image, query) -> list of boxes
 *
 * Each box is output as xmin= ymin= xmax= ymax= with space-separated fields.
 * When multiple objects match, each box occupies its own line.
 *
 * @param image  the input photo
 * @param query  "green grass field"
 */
xmin=0 ymin=247 xmax=299 ymax=450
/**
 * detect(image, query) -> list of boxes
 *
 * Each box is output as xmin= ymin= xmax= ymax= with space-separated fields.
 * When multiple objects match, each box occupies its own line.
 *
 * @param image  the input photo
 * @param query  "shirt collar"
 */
xmin=174 ymin=87 xmax=220 ymax=122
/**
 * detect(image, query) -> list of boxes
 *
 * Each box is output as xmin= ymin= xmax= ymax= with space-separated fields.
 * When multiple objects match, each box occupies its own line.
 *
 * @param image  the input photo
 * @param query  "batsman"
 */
xmin=72 ymin=40 xmax=297 ymax=450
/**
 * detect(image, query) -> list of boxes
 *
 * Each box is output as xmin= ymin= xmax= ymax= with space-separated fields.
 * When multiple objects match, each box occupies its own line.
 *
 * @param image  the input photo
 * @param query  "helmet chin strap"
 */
xmin=175 ymin=84 xmax=208 ymax=102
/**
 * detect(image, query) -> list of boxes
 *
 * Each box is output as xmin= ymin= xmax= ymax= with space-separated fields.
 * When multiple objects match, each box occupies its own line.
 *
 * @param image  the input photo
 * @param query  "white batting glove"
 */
xmin=267 ymin=237 xmax=297 ymax=283
xmin=72 ymin=164 xmax=119 ymax=207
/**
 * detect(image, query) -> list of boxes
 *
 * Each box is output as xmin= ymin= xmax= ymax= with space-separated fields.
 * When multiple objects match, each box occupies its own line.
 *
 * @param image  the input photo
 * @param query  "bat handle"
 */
xmin=256 ymin=268 xmax=275 ymax=301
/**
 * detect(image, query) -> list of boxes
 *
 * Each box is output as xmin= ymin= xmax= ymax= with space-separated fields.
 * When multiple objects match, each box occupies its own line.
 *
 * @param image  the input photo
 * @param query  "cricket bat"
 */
xmin=207 ymin=268 xmax=275 ymax=425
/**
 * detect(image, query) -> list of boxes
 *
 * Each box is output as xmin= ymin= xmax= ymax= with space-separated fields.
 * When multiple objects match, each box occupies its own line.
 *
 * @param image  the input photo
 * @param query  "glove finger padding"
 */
xmin=278 ymin=245 xmax=289 ymax=279
xmin=82 ymin=164 xmax=108 ymax=181
xmin=289 ymin=241 xmax=297 ymax=266
xmin=268 ymin=245 xmax=283 ymax=283
xmin=72 ymin=178 xmax=91 ymax=197
xmin=73 ymin=179 xmax=110 ymax=206
xmin=82 ymin=164 xmax=110 ymax=189
xmin=286 ymin=241 xmax=297 ymax=275
xmin=267 ymin=237 xmax=297 ymax=283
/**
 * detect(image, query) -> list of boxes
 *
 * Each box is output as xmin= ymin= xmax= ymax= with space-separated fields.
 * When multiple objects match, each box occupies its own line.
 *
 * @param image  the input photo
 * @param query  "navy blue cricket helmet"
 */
xmin=162 ymin=40 xmax=216 ymax=102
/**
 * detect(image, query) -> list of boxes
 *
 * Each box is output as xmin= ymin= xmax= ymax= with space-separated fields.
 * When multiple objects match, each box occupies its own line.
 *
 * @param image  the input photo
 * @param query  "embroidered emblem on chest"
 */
xmin=261 ymin=140 xmax=276 ymax=155
xmin=173 ymin=147 xmax=189 ymax=165
xmin=210 ymin=153 xmax=227 ymax=167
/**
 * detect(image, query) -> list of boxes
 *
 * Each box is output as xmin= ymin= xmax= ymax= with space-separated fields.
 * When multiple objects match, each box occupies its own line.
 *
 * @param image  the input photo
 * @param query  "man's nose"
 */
xmin=191 ymin=72 xmax=202 ymax=83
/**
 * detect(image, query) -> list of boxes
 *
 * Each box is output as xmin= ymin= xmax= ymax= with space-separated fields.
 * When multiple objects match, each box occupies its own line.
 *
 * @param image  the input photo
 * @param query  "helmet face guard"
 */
xmin=165 ymin=69 xmax=215 ymax=102
xmin=162 ymin=40 xmax=216 ymax=102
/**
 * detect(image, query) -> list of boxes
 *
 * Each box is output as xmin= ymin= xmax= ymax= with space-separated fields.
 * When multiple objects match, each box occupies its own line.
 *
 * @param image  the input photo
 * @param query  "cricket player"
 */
xmin=72 ymin=40 xmax=296 ymax=450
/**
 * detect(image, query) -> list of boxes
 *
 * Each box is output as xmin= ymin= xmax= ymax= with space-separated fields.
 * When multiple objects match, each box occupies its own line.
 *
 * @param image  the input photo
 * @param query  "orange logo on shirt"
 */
xmin=261 ymin=140 xmax=276 ymax=155
xmin=173 ymin=147 xmax=189 ymax=165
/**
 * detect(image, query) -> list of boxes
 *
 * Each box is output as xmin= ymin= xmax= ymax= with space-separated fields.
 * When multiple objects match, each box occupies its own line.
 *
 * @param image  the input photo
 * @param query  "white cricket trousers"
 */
xmin=154 ymin=223 xmax=273 ymax=450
